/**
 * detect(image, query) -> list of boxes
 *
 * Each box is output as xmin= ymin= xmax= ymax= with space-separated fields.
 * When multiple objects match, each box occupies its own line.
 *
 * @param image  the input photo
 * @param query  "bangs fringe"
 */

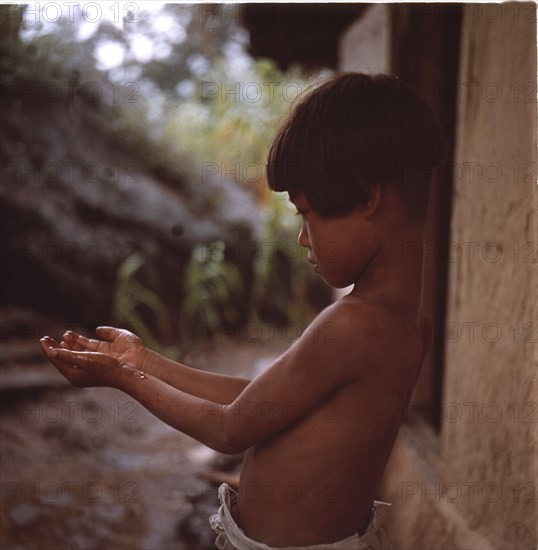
xmin=266 ymin=73 xmax=448 ymax=218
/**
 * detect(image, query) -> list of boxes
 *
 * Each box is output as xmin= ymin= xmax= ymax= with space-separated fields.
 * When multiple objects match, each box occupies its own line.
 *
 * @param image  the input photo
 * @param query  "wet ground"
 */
xmin=0 ymin=334 xmax=290 ymax=550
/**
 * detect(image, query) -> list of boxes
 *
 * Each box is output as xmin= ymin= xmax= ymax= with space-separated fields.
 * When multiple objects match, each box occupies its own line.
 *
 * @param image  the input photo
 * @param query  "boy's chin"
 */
xmin=319 ymin=273 xmax=356 ymax=290
xmin=331 ymin=282 xmax=356 ymax=290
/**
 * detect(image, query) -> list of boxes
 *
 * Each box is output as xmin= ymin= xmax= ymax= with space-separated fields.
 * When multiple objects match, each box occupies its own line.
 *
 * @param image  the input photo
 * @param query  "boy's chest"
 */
xmin=248 ymin=377 xmax=409 ymax=471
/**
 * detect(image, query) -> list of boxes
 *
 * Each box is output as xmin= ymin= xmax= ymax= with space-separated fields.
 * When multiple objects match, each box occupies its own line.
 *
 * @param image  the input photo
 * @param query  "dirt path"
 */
xmin=1 ymin=338 xmax=289 ymax=550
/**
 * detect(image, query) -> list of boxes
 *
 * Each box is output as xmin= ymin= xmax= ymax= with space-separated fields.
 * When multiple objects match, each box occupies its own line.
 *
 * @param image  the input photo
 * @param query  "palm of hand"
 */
xmin=40 ymin=327 xmax=148 ymax=388
xmin=96 ymin=333 xmax=142 ymax=366
xmin=63 ymin=327 xmax=147 ymax=371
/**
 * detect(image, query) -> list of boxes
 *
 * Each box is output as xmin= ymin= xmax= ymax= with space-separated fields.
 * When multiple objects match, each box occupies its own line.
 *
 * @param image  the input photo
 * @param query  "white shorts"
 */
xmin=209 ymin=483 xmax=392 ymax=549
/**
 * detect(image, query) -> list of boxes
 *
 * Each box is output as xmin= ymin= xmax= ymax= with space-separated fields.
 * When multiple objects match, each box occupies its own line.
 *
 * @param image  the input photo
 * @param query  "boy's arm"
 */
xmin=61 ymin=328 xmax=251 ymax=404
xmin=42 ymin=337 xmax=244 ymax=452
xmin=143 ymin=350 xmax=251 ymax=404
xmin=47 ymin=302 xmax=379 ymax=454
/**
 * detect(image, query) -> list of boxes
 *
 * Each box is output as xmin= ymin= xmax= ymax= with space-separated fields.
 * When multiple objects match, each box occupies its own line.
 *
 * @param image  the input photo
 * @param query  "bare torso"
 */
xmin=237 ymin=303 xmax=429 ymax=546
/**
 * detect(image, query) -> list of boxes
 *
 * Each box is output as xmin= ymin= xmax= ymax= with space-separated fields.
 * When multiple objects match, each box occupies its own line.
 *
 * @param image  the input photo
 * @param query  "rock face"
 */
xmin=0 ymin=61 xmax=260 ymax=332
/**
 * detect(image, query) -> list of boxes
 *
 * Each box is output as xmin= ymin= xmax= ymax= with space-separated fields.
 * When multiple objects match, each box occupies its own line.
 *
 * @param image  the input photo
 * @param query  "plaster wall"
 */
xmin=441 ymin=4 xmax=537 ymax=547
xmin=339 ymin=4 xmax=389 ymax=74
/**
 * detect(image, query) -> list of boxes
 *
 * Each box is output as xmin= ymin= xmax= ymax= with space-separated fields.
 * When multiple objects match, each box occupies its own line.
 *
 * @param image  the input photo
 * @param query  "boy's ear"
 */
xmin=362 ymin=183 xmax=382 ymax=218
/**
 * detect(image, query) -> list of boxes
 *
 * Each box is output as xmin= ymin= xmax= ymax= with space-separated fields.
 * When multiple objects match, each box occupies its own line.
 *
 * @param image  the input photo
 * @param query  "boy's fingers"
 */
xmin=96 ymin=326 xmax=138 ymax=343
xmin=42 ymin=337 xmax=72 ymax=360
xmin=41 ymin=336 xmax=59 ymax=348
xmin=62 ymin=331 xmax=85 ymax=351
xmin=62 ymin=331 xmax=74 ymax=345
xmin=59 ymin=334 xmax=77 ymax=351
xmin=39 ymin=337 xmax=55 ymax=356
xmin=39 ymin=338 xmax=79 ymax=371
xmin=95 ymin=326 xmax=121 ymax=342
xmin=62 ymin=331 xmax=104 ymax=352
xmin=73 ymin=333 xmax=101 ymax=352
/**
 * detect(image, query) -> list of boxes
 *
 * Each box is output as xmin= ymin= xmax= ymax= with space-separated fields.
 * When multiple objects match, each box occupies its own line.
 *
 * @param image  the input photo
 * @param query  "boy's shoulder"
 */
xmin=309 ymin=295 xmax=421 ymax=379
xmin=319 ymin=294 xmax=410 ymax=342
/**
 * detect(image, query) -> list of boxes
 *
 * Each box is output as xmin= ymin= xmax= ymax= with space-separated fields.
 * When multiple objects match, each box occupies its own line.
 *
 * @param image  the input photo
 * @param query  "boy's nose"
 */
xmin=297 ymin=223 xmax=309 ymax=248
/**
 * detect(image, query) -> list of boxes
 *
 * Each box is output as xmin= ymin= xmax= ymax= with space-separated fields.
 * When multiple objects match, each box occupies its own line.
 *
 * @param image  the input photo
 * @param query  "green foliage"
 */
xmin=179 ymin=240 xmax=243 ymax=347
xmin=112 ymin=253 xmax=168 ymax=353
xmin=159 ymin=56 xmax=323 ymax=329
xmin=250 ymin=192 xmax=311 ymax=325
xmin=163 ymin=56 xmax=308 ymax=192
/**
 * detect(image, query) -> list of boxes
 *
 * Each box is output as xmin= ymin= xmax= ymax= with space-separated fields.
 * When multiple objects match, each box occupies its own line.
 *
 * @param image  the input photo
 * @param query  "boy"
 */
xmin=40 ymin=73 xmax=447 ymax=549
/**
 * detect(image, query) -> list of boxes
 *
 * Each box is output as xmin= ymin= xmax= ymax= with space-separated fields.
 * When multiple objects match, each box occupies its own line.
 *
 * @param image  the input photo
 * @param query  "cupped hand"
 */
xmin=39 ymin=336 xmax=123 ymax=388
xmin=61 ymin=327 xmax=148 ymax=372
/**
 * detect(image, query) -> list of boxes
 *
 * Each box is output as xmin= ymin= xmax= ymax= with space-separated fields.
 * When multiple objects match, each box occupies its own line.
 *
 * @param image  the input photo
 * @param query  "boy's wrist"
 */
xmin=138 ymin=347 xmax=158 ymax=376
xmin=112 ymin=361 xmax=151 ymax=391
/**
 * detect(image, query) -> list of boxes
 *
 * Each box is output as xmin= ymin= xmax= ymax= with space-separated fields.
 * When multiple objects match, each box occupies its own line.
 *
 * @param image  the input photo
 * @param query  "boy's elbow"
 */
xmin=214 ymin=407 xmax=254 ymax=455
xmin=210 ymin=432 xmax=250 ymax=455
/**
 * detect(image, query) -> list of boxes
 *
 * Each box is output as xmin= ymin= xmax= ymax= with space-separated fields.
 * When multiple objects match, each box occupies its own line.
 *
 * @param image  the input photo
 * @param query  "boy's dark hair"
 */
xmin=267 ymin=72 xmax=448 ymax=219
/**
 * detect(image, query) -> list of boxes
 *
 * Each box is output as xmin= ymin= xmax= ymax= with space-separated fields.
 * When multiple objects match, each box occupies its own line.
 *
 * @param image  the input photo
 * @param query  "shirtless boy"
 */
xmin=40 ymin=73 xmax=447 ymax=549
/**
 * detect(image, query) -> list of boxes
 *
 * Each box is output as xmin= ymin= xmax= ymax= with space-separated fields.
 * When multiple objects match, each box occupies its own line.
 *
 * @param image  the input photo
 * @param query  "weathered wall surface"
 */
xmin=441 ymin=3 xmax=537 ymax=547
xmin=338 ymin=4 xmax=389 ymax=74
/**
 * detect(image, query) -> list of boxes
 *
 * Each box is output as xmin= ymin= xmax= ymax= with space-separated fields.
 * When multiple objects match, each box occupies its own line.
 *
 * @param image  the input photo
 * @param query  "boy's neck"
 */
xmin=349 ymin=223 xmax=425 ymax=322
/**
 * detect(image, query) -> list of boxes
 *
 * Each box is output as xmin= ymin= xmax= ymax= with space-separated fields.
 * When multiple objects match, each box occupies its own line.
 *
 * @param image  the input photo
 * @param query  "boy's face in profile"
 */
xmin=290 ymin=192 xmax=379 ymax=289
